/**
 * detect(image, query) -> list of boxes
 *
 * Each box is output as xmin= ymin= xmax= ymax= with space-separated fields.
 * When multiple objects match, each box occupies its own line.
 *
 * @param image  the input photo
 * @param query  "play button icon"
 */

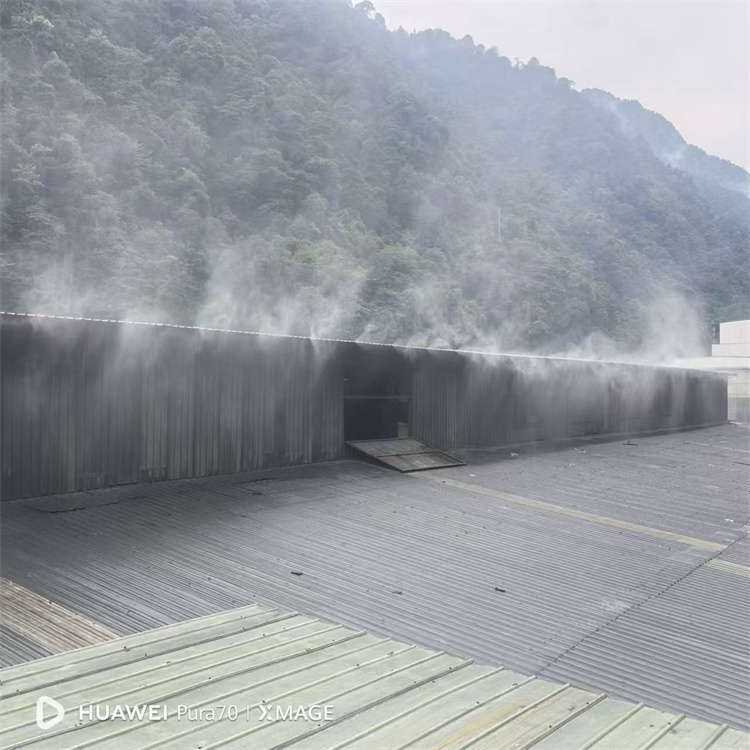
xmin=35 ymin=696 xmax=65 ymax=730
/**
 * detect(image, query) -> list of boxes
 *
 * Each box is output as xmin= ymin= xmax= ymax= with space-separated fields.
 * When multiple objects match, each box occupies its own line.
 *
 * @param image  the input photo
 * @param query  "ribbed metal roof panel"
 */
xmin=1 ymin=425 xmax=746 ymax=731
xmin=540 ymin=564 xmax=750 ymax=729
xmin=718 ymin=535 xmax=750 ymax=566
xmin=1 ymin=605 xmax=745 ymax=750
xmin=0 ymin=625 xmax=52 ymax=668
xmin=431 ymin=424 xmax=748 ymax=545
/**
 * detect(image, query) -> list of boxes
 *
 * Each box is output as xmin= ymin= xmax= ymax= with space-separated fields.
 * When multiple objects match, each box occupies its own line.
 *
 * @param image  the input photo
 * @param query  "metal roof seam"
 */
xmin=535 ymin=530 xmax=749 ymax=678
xmin=10 ymin=635 xmax=392 ymax=750
xmin=456 ymin=682 xmax=573 ymax=750
xmin=699 ymin=724 xmax=730 ymax=750
xmin=2 ymin=601 xmax=746 ymax=748
xmin=514 ymin=691 xmax=610 ymax=750
xmin=141 ymin=649 xmax=456 ymax=750
xmin=268 ymin=657 xmax=479 ymax=750
xmin=634 ymin=714 xmax=686 ymax=750
xmin=390 ymin=675 xmax=538 ymax=750
xmin=1 ymin=621 xmax=346 ymax=715
xmin=306 ymin=667 xmax=510 ymax=750
xmin=578 ymin=703 xmax=646 ymax=749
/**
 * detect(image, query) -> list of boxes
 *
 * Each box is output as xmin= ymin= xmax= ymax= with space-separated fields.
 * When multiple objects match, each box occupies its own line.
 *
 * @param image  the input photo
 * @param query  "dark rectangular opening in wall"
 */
xmin=343 ymin=348 xmax=411 ymax=441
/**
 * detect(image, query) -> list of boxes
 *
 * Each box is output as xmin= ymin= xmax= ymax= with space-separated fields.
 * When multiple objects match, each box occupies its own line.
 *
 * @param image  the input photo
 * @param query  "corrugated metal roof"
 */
xmin=1 ymin=604 xmax=747 ymax=749
xmin=717 ymin=535 xmax=750 ymax=566
xmin=0 ymin=579 xmax=118 ymax=658
xmin=1 ymin=426 xmax=747 ymax=730
xmin=347 ymin=439 xmax=465 ymax=471
xmin=437 ymin=424 xmax=748 ymax=545
xmin=541 ymin=564 xmax=750 ymax=730
xmin=0 ymin=627 xmax=51 ymax=669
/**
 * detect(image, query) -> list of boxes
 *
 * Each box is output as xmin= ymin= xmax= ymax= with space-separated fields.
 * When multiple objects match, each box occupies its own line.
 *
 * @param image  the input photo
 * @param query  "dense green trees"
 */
xmin=1 ymin=0 xmax=747 ymax=352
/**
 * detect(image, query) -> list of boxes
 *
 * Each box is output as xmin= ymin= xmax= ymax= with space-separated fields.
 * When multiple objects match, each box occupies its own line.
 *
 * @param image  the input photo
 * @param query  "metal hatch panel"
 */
xmin=346 ymin=438 xmax=465 ymax=472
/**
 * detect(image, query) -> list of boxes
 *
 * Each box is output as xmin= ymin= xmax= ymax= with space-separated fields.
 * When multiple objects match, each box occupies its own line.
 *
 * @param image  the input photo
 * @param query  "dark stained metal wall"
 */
xmin=409 ymin=351 xmax=728 ymax=450
xmin=0 ymin=315 xmax=728 ymax=499
xmin=1 ymin=316 xmax=344 ymax=499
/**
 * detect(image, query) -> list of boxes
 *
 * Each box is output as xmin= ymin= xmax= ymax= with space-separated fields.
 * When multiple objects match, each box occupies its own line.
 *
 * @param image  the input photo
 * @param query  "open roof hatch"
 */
xmin=346 ymin=438 xmax=465 ymax=472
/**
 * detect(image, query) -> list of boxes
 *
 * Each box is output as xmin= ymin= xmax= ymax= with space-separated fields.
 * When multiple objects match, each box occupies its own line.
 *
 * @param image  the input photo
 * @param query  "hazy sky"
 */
xmin=375 ymin=0 xmax=750 ymax=171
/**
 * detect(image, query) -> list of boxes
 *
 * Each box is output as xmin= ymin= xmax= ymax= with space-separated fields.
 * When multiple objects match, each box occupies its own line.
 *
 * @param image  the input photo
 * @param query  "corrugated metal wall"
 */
xmin=1 ymin=316 xmax=344 ymax=499
xmin=409 ymin=352 xmax=728 ymax=450
xmin=0 ymin=315 xmax=727 ymax=499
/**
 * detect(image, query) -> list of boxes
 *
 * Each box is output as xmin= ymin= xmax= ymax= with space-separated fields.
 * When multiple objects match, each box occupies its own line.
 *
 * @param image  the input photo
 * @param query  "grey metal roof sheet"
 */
xmin=0 ymin=626 xmax=51 ymax=669
xmin=541 ymin=564 xmax=750 ymax=729
xmin=439 ymin=424 xmax=749 ymax=544
xmin=1 ymin=425 xmax=747 ymax=731
xmin=717 ymin=535 xmax=750 ymax=566
xmin=0 ymin=578 xmax=117 ymax=662
xmin=1 ymin=604 xmax=747 ymax=750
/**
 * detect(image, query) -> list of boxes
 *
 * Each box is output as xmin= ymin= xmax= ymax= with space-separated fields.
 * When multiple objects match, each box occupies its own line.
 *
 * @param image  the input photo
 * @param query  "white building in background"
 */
xmin=680 ymin=320 xmax=750 ymax=422
xmin=711 ymin=321 xmax=750 ymax=422
xmin=712 ymin=320 xmax=750 ymax=359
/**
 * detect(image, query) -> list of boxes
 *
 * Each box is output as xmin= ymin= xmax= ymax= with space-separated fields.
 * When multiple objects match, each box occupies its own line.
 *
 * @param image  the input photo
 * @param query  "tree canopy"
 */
xmin=1 ymin=0 xmax=747 ymax=353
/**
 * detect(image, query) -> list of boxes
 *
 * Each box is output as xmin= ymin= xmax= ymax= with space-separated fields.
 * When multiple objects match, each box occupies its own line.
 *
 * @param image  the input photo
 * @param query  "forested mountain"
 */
xmin=583 ymin=88 xmax=750 ymax=218
xmin=1 ymin=0 xmax=748 ymax=354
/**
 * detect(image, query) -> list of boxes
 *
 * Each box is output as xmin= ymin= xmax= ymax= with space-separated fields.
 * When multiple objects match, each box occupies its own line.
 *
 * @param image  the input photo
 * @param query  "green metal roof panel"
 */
xmin=1 ymin=605 xmax=746 ymax=749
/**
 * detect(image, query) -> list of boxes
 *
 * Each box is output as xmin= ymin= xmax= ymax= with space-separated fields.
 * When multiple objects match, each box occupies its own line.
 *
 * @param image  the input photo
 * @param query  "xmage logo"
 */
xmin=257 ymin=704 xmax=333 ymax=722
xmin=35 ymin=696 xmax=65 ymax=730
